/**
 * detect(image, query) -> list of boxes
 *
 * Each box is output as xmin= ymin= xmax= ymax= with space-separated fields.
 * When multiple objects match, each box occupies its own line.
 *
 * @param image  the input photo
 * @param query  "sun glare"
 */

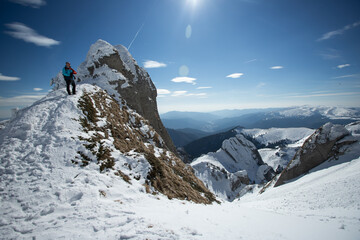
xmin=186 ymin=0 xmax=200 ymax=9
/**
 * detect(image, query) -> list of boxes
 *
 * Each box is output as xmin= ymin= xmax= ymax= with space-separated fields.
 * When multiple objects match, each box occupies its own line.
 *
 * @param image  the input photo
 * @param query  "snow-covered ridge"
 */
xmin=191 ymin=134 xmax=274 ymax=201
xmin=76 ymin=39 xmax=153 ymax=89
xmin=279 ymin=106 xmax=360 ymax=120
xmin=51 ymin=39 xmax=153 ymax=97
xmin=274 ymin=122 xmax=360 ymax=187
xmin=83 ymin=39 xmax=117 ymax=68
xmin=0 ymin=84 xmax=152 ymax=187
xmin=238 ymin=127 xmax=315 ymax=172
xmin=239 ymin=127 xmax=314 ymax=147
xmin=76 ymin=39 xmax=133 ymax=94
xmin=289 ymin=123 xmax=350 ymax=169
xmin=51 ymin=39 xmax=175 ymax=153
xmin=0 ymin=84 xmax=219 ymax=238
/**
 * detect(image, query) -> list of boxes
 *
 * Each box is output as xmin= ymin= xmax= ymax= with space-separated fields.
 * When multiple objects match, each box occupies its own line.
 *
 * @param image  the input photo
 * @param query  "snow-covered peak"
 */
xmin=346 ymin=121 xmax=360 ymax=135
xmin=240 ymin=127 xmax=315 ymax=147
xmin=114 ymin=44 xmax=138 ymax=74
xmin=114 ymin=44 xmax=152 ymax=86
xmin=320 ymin=122 xmax=350 ymax=142
xmin=288 ymin=123 xmax=350 ymax=169
xmin=222 ymin=134 xmax=256 ymax=152
xmin=191 ymin=134 xmax=274 ymax=200
xmin=51 ymin=39 xmax=175 ymax=157
xmin=76 ymin=39 xmax=146 ymax=85
xmin=279 ymin=106 xmax=315 ymax=117
xmin=77 ymin=39 xmax=118 ymax=76
xmin=274 ymin=122 xmax=358 ymax=187
xmin=86 ymin=39 xmax=117 ymax=64
xmin=278 ymin=106 xmax=360 ymax=120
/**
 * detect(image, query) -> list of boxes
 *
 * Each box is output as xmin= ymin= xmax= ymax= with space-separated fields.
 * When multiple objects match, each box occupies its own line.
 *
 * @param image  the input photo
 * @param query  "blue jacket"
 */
xmin=62 ymin=67 xmax=76 ymax=77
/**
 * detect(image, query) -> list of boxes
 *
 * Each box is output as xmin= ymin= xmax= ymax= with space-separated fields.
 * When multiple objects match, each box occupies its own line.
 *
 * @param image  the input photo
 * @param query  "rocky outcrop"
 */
xmin=191 ymin=134 xmax=275 ymax=201
xmin=274 ymin=122 xmax=358 ymax=187
xmin=52 ymin=39 xmax=176 ymax=154
xmin=75 ymin=85 xmax=216 ymax=203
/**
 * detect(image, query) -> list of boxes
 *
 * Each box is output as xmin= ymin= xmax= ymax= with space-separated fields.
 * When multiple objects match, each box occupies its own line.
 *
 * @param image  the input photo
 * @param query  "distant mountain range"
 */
xmin=161 ymin=106 xmax=360 ymax=134
xmin=166 ymin=128 xmax=210 ymax=147
xmin=162 ymin=106 xmax=360 ymax=160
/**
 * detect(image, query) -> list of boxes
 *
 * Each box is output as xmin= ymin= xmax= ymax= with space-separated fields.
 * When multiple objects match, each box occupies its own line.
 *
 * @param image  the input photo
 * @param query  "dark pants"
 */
xmin=64 ymin=76 xmax=76 ymax=95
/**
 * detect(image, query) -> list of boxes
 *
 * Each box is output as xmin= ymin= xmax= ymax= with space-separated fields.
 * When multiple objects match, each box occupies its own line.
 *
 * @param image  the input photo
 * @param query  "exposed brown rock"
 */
xmin=76 ymin=87 xmax=217 ymax=204
xmin=274 ymin=123 xmax=356 ymax=187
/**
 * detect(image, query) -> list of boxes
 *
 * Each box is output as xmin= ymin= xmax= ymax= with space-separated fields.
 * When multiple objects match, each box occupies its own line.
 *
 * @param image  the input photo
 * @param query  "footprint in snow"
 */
xmin=69 ymin=192 xmax=83 ymax=203
xmin=40 ymin=206 xmax=55 ymax=216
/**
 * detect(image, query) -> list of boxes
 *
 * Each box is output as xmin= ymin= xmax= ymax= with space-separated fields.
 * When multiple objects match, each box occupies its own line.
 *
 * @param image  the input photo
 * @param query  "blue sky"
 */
xmin=0 ymin=0 xmax=359 ymax=118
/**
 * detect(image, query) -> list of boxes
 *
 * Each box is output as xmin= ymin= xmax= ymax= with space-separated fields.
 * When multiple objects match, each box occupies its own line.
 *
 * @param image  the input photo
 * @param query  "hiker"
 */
xmin=62 ymin=62 xmax=77 ymax=95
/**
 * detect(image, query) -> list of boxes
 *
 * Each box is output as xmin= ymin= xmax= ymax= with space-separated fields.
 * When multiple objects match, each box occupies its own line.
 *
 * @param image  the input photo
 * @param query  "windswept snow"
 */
xmin=241 ymin=156 xmax=360 ymax=239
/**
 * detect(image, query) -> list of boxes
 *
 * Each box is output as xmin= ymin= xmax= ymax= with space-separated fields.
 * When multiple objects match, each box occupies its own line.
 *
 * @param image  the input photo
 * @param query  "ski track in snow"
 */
xmin=0 ymin=85 xmax=360 ymax=239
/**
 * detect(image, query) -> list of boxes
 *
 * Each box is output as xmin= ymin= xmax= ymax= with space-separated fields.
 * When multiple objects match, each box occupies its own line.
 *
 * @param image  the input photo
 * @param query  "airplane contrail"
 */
xmin=128 ymin=23 xmax=145 ymax=50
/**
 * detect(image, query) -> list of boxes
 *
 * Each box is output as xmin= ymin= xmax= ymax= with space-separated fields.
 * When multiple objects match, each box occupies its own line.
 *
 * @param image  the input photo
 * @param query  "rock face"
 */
xmin=274 ymin=122 xmax=358 ymax=187
xmin=52 ymin=39 xmax=176 ymax=154
xmin=191 ymin=134 xmax=275 ymax=201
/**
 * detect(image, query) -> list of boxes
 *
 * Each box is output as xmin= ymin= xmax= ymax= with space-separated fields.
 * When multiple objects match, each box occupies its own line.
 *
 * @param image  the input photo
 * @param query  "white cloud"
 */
xmin=337 ymin=64 xmax=350 ymax=69
xmin=256 ymin=82 xmax=266 ymax=88
xmin=0 ymin=94 xmax=45 ymax=107
xmin=244 ymin=59 xmax=257 ymax=63
xmin=187 ymin=93 xmax=207 ymax=97
xmin=333 ymin=74 xmax=357 ymax=79
xmin=157 ymin=89 xmax=171 ymax=95
xmin=196 ymin=86 xmax=212 ymax=89
xmin=310 ymin=90 xmax=333 ymax=94
xmin=171 ymin=91 xmax=188 ymax=97
xmin=143 ymin=60 xmax=167 ymax=69
xmin=317 ymin=21 xmax=360 ymax=41
xmin=33 ymin=88 xmax=43 ymax=91
xmin=319 ymin=49 xmax=341 ymax=60
xmin=158 ymin=89 xmax=206 ymax=98
xmin=0 ymin=73 xmax=20 ymax=81
xmin=171 ymin=77 xmax=196 ymax=85
xmin=286 ymin=92 xmax=360 ymax=98
xmin=270 ymin=66 xmax=283 ymax=70
xmin=226 ymin=73 xmax=244 ymax=78
xmin=170 ymin=91 xmax=206 ymax=97
xmin=10 ymin=0 xmax=46 ymax=8
xmin=5 ymin=22 xmax=60 ymax=47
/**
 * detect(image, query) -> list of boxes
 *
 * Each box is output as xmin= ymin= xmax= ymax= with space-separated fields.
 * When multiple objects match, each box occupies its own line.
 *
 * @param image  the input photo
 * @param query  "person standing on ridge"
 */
xmin=62 ymin=62 xmax=77 ymax=95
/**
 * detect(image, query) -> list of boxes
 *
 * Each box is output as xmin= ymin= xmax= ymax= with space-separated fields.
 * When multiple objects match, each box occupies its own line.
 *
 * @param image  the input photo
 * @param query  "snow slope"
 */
xmin=1 ymin=87 xmax=359 ymax=239
xmin=2 ymin=116 xmax=359 ymax=240
xmin=0 ymin=84 xmax=214 ymax=239
xmin=240 ymin=156 xmax=360 ymax=239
